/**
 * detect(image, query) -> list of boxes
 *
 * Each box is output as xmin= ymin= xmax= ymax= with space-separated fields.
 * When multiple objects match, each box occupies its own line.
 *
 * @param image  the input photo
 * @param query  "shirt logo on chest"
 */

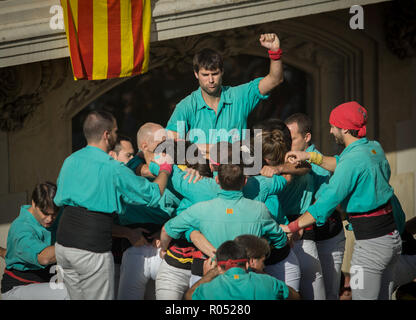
xmin=226 ymin=208 xmax=234 ymax=214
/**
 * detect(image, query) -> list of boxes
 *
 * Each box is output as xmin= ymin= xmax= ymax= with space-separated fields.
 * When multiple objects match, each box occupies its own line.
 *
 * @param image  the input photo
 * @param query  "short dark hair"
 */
xmin=218 ymin=163 xmax=245 ymax=190
xmin=234 ymin=235 xmax=271 ymax=260
xmin=347 ymin=129 xmax=359 ymax=137
xmin=216 ymin=240 xmax=247 ymax=270
xmin=111 ymin=134 xmax=133 ymax=155
xmin=285 ymin=113 xmax=312 ymax=137
xmin=83 ymin=110 xmax=116 ymax=143
xmin=253 ymin=118 xmax=292 ymax=151
xmin=32 ymin=182 xmax=59 ymax=213
xmin=193 ymin=48 xmax=223 ymax=73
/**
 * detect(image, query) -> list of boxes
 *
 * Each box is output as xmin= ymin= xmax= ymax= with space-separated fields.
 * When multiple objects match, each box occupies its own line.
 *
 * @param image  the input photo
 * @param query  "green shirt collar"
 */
xmin=196 ymin=87 xmax=232 ymax=111
xmin=340 ymin=137 xmax=368 ymax=158
xmin=224 ymin=267 xmax=247 ymax=276
xmin=217 ymin=189 xmax=244 ymax=200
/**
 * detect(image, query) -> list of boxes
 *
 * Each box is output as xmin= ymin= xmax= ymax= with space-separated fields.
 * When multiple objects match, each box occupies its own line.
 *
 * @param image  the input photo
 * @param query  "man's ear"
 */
xmin=141 ymin=142 xmax=149 ymax=152
xmin=304 ymin=132 xmax=312 ymax=144
xmin=109 ymin=150 xmax=117 ymax=160
xmin=194 ymin=71 xmax=199 ymax=80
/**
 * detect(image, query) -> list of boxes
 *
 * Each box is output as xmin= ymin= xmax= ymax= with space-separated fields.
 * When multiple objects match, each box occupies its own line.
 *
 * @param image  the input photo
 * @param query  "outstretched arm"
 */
xmin=258 ymin=33 xmax=284 ymax=96
xmin=286 ymin=151 xmax=337 ymax=172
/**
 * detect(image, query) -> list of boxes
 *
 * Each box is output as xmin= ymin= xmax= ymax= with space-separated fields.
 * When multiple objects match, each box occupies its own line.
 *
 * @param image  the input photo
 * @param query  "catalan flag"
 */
xmin=61 ymin=0 xmax=151 ymax=80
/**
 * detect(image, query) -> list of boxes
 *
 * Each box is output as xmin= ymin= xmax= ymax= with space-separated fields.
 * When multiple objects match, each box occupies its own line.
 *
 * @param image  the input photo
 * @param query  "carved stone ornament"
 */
xmin=148 ymin=20 xmax=339 ymax=73
xmin=0 ymin=59 xmax=70 ymax=132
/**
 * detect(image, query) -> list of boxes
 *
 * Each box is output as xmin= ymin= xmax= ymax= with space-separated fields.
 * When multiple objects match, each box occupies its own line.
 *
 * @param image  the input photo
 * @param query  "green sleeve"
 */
xmin=115 ymin=165 xmax=161 ymax=208
xmin=261 ymin=206 xmax=287 ymax=249
xmin=13 ymin=231 xmax=49 ymax=269
xmin=308 ymin=160 xmax=357 ymax=226
xmin=164 ymin=206 xmax=200 ymax=240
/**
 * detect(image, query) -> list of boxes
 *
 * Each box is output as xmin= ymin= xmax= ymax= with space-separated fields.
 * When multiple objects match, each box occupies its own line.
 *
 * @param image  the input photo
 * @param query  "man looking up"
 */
xmin=166 ymin=33 xmax=284 ymax=152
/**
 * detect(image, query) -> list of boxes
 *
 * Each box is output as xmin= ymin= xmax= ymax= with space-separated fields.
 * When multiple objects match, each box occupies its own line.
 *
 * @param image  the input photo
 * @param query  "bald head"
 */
xmin=137 ymin=122 xmax=167 ymax=152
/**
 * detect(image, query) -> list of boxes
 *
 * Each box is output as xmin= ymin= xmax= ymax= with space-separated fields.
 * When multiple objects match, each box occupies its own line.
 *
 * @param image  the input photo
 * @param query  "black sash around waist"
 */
xmin=56 ymin=206 xmax=114 ymax=253
xmin=1 ymin=266 xmax=53 ymax=294
xmin=165 ymin=238 xmax=196 ymax=270
xmin=265 ymin=244 xmax=291 ymax=266
xmin=287 ymin=210 xmax=344 ymax=242
xmin=348 ymin=202 xmax=396 ymax=240
xmin=314 ymin=209 xmax=344 ymax=241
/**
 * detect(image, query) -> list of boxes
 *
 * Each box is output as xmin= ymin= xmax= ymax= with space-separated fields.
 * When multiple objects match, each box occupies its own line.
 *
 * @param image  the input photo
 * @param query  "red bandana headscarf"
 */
xmin=329 ymin=101 xmax=368 ymax=138
xmin=217 ymin=259 xmax=248 ymax=271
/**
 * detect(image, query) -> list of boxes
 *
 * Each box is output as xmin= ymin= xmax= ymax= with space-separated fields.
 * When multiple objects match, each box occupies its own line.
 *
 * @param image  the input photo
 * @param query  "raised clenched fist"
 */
xmin=259 ymin=33 xmax=280 ymax=51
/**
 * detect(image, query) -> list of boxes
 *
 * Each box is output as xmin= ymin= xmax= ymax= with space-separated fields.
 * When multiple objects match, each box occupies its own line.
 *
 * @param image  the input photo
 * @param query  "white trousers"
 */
xmin=55 ymin=242 xmax=115 ymax=300
xmin=264 ymin=249 xmax=301 ymax=292
xmin=350 ymin=230 xmax=402 ymax=300
xmin=155 ymin=260 xmax=191 ymax=300
xmin=316 ymin=230 xmax=346 ymax=300
xmin=117 ymin=245 xmax=162 ymax=300
xmin=1 ymin=282 xmax=69 ymax=300
xmin=292 ymin=238 xmax=326 ymax=300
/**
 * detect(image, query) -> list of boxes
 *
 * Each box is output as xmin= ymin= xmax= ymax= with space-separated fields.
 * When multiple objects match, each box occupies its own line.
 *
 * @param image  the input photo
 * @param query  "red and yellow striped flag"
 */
xmin=61 ymin=0 xmax=151 ymax=80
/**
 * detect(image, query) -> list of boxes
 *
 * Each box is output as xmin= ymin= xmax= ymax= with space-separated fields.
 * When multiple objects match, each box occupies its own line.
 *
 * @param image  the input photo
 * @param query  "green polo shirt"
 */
xmin=164 ymin=189 xmax=287 ymax=249
xmin=166 ymin=78 xmax=269 ymax=144
xmin=54 ymin=145 xmax=161 ymax=214
xmin=278 ymin=173 xmax=315 ymax=219
xmin=5 ymin=205 xmax=59 ymax=271
xmin=308 ymin=138 xmax=398 ymax=226
xmin=117 ymin=188 xmax=180 ymax=226
xmin=192 ymin=267 xmax=289 ymax=300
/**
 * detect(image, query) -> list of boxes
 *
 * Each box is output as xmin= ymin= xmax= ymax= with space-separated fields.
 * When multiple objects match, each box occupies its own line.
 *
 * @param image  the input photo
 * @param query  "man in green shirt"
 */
xmin=185 ymin=240 xmax=300 ymax=300
xmin=285 ymin=113 xmax=345 ymax=300
xmin=1 ymin=182 xmax=68 ymax=300
xmin=166 ymin=33 xmax=284 ymax=151
xmin=282 ymin=101 xmax=403 ymax=300
xmin=54 ymin=110 xmax=172 ymax=300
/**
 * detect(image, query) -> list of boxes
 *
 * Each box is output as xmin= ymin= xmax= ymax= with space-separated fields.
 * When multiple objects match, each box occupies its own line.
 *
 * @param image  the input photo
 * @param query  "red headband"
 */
xmin=217 ymin=259 xmax=248 ymax=271
xmin=329 ymin=101 xmax=368 ymax=138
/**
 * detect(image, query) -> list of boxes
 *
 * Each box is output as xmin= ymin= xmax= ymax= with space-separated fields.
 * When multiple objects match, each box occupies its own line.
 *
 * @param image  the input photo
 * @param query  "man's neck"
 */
xmin=344 ymin=135 xmax=360 ymax=148
xmin=201 ymin=89 xmax=221 ymax=112
xmin=88 ymin=141 xmax=108 ymax=153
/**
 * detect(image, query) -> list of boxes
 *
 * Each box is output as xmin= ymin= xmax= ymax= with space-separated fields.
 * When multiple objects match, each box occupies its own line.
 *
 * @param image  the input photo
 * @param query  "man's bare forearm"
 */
xmin=190 ymin=231 xmax=216 ymax=258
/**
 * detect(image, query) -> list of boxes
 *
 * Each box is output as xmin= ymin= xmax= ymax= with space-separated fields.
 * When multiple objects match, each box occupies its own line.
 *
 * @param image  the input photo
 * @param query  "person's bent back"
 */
xmin=189 ymin=241 xmax=300 ymax=300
